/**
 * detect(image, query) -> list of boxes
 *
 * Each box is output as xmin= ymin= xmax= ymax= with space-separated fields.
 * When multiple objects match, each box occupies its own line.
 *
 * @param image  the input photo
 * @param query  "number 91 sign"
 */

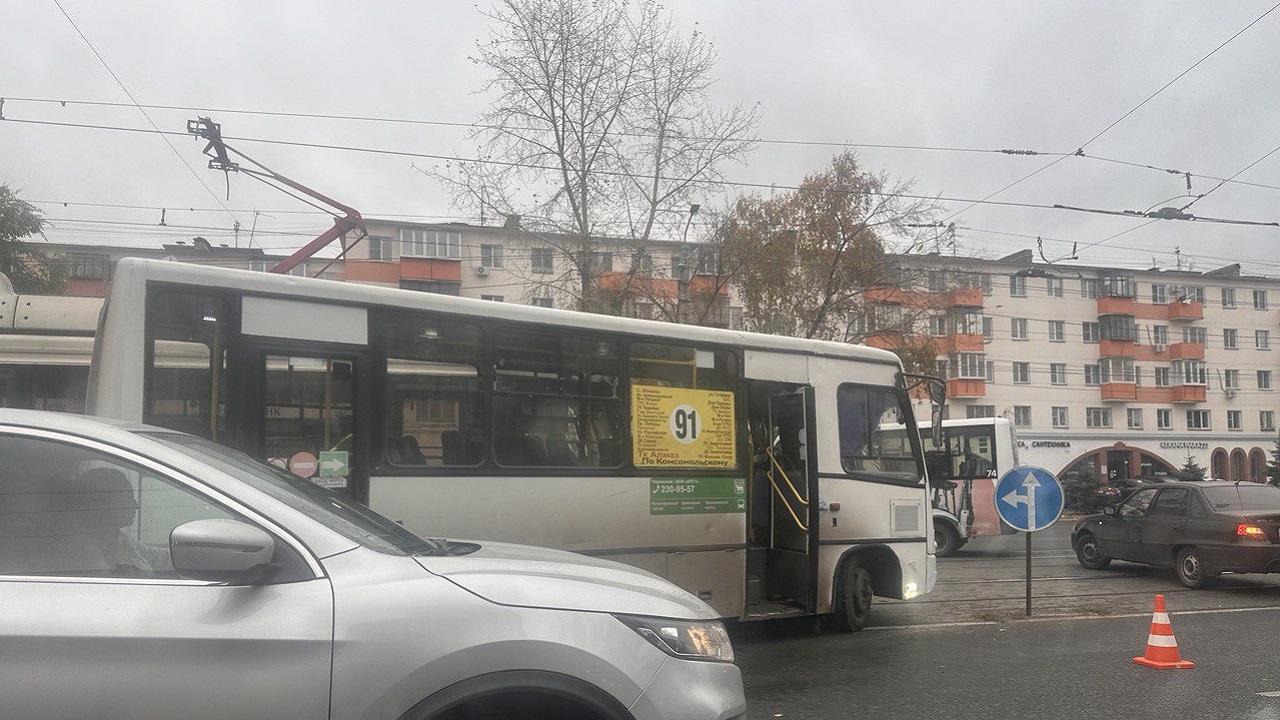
xmin=669 ymin=404 xmax=700 ymax=444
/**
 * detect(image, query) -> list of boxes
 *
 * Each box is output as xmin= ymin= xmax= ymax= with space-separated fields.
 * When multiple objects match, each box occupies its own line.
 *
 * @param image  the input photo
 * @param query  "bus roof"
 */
xmin=109 ymin=258 xmax=904 ymax=367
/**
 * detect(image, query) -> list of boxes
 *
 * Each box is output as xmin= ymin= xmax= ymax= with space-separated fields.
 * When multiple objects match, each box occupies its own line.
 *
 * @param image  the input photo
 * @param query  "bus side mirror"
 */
xmin=931 ymin=404 xmax=944 ymax=447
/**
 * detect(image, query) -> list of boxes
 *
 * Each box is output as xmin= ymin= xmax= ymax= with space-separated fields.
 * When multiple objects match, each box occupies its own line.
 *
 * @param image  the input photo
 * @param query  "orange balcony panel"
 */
xmin=1098 ymin=339 xmax=1137 ymax=357
xmin=866 ymin=287 xmax=905 ymax=304
xmin=1101 ymin=382 xmax=1138 ymax=402
xmin=1172 ymin=385 xmax=1207 ymax=403
xmin=944 ymin=288 xmax=984 ymax=308
xmin=1169 ymin=342 xmax=1205 ymax=360
xmin=1135 ymin=387 xmax=1173 ymax=404
xmin=343 ymin=260 xmax=403 ymax=284
xmin=863 ymin=334 xmax=900 ymax=350
xmin=1097 ymin=297 xmax=1136 ymax=315
xmin=947 ymin=378 xmax=986 ymax=399
xmin=939 ymin=333 xmax=984 ymax=354
xmin=400 ymin=257 xmax=462 ymax=281
xmin=1168 ymin=301 xmax=1203 ymax=321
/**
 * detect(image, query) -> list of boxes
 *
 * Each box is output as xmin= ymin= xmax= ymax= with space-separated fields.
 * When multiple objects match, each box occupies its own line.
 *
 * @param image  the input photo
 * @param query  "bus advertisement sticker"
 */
xmin=650 ymin=477 xmax=746 ymax=515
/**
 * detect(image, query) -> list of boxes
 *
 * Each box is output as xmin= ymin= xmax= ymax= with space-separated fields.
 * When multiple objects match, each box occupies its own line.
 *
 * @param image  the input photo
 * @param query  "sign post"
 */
xmin=994 ymin=466 xmax=1065 ymax=617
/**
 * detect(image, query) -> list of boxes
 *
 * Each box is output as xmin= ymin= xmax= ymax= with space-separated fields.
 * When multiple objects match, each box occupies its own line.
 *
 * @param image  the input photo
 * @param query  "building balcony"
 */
xmin=1098 ymin=339 xmax=1137 ymax=357
xmin=1168 ymin=342 xmax=1204 ymax=360
xmin=943 ymin=288 xmax=985 ymax=308
xmin=1172 ymin=385 xmax=1207 ymax=403
xmin=863 ymin=334 xmax=900 ymax=350
xmin=1097 ymin=297 xmax=1136 ymax=316
xmin=1167 ymin=300 xmax=1203 ymax=321
xmin=938 ymin=333 xmax=984 ymax=354
xmin=947 ymin=378 xmax=986 ymax=399
xmin=1100 ymin=382 xmax=1138 ymax=402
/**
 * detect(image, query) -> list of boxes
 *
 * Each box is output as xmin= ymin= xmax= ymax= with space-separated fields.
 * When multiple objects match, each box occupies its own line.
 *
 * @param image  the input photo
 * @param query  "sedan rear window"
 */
xmin=1200 ymin=484 xmax=1280 ymax=511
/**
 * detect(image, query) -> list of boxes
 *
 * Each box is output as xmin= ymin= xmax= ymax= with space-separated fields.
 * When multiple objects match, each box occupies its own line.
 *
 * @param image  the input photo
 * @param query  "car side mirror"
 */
xmin=171 ymin=519 xmax=276 ymax=584
xmin=1102 ymin=505 xmax=1117 ymax=517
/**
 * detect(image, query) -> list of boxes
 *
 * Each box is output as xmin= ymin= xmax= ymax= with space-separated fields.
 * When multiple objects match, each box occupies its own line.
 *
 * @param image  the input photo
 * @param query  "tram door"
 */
xmin=745 ymin=382 xmax=817 ymax=617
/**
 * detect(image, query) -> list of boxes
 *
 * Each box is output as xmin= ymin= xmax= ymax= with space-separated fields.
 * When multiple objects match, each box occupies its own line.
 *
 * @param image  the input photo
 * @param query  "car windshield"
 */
xmin=1200 ymin=485 xmax=1280 ymax=511
xmin=146 ymin=431 xmax=444 ymax=555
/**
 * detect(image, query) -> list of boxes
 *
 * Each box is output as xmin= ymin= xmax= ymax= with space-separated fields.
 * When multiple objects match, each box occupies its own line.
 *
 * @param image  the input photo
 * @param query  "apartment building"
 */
xmin=871 ymin=250 xmax=1280 ymax=482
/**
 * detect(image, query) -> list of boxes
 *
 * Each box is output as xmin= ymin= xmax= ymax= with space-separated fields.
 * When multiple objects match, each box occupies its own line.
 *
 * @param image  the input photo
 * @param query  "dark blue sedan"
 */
xmin=1072 ymin=482 xmax=1280 ymax=588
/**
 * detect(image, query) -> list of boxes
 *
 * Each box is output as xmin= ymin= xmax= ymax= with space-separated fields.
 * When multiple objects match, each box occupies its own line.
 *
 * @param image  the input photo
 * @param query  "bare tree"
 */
xmin=435 ymin=0 xmax=757 ymax=312
xmin=713 ymin=151 xmax=941 ymax=342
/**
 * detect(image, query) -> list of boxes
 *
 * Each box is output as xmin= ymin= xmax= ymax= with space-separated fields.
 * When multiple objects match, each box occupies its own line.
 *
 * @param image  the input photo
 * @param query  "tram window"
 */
xmin=385 ymin=316 xmax=485 ymax=467
xmin=145 ymin=292 xmax=230 ymax=440
xmin=493 ymin=330 xmax=624 ymax=468
xmin=837 ymin=384 xmax=922 ymax=482
xmin=629 ymin=343 xmax=735 ymax=390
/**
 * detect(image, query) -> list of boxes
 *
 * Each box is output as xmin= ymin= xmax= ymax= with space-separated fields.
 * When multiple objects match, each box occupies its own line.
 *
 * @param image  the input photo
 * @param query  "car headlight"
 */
xmin=614 ymin=615 xmax=735 ymax=663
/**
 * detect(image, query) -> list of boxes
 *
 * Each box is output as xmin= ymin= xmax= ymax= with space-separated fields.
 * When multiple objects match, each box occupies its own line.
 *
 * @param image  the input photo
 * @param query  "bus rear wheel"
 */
xmin=933 ymin=523 xmax=963 ymax=557
xmin=827 ymin=559 xmax=873 ymax=632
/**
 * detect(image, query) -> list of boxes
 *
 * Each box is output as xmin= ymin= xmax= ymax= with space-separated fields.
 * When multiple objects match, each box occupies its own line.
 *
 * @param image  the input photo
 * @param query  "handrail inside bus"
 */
xmin=765 ymin=448 xmax=809 ymax=532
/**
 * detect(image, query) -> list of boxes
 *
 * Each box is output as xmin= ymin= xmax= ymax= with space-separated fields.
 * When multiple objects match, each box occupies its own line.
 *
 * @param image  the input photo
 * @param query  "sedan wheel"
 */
xmin=1176 ymin=546 xmax=1215 ymax=589
xmin=1074 ymin=534 xmax=1111 ymax=570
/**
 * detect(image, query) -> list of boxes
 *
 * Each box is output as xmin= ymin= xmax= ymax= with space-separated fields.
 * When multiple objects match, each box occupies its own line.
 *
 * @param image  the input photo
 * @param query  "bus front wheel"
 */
xmin=933 ymin=523 xmax=963 ymax=557
xmin=830 ymin=559 xmax=873 ymax=632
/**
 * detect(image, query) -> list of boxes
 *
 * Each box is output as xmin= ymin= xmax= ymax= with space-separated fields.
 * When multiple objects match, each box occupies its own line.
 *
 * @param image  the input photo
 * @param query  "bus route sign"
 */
xmin=994 ymin=466 xmax=1064 ymax=532
xmin=632 ymin=386 xmax=736 ymax=468
xmin=650 ymin=477 xmax=746 ymax=515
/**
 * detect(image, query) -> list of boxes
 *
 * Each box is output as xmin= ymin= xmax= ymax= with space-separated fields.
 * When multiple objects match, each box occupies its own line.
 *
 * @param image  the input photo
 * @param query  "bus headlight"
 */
xmin=615 ymin=615 xmax=735 ymax=663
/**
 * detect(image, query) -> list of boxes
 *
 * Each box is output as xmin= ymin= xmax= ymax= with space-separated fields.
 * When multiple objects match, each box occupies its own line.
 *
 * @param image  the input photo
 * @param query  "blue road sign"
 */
xmin=995 ymin=466 xmax=1064 ymax=532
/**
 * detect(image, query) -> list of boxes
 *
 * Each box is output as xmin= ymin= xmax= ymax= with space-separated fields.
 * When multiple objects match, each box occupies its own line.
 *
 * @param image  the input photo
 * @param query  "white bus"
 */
xmin=905 ymin=417 xmax=1020 ymax=555
xmin=87 ymin=258 xmax=943 ymax=629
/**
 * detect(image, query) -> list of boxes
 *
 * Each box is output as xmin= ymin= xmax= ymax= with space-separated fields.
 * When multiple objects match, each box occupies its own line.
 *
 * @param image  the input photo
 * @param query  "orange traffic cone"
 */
xmin=1133 ymin=594 xmax=1194 ymax=669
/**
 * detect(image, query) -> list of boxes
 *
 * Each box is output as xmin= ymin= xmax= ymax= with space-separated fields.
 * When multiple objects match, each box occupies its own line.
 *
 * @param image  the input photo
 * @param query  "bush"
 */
xmin=1062 ymin=467 xmax=1106 ymax=515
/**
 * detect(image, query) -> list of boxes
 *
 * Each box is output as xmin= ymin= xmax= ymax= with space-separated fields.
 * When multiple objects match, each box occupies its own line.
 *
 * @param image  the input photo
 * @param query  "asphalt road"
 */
xmin=732 ymin=520 xmax=1280 ymax=719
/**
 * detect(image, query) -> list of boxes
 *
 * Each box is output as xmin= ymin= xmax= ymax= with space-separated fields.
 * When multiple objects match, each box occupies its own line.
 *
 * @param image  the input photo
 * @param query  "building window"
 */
xmin=1083 ymin=322 xmax=1101 ymax=343
xmin=982 ymin=317 xmax=993 ymax=340
xmin=367 ymin=235 xmax=394 ymax=261
xmin=1224 ymin=329 xmax=1238 ymax=350
xmin=399 ymin=228 xmax=461 ymax=259
xmin=1013 ymin=362 xmax=1030 ymax=384
xmin=1259 ymin=370 xmax=1272 ymax=390
xmin=1151 ymin=284 xmax=1167 ymax=304
xmin=531 ymin=247 xmax=554 ymax=274
xmin=1186 ymin=410 xmax=1211 ymax=431
xmin=1127 ymin=408 xmax=1143 ymax=430
xmin=1150 ymin=325 xmax=1167 ymax=346
xmin=583 ymin=251 xmax=614 ymax=273
xmin=1086 ymin=408 xmax=1111 ymax=428
xmin=1011 ymin=318 xmax=1028 ymax=340
xmin=951 ymin=352 xmax=987 ymax=379
xmin=1046 ymin=277 xmax=1063 ymax=297
xmin=929 ymin=316 xmax=948 ymax=337
xmin=950 ymin=311 xmax=981 ymax=335
xmin=1052 ymin=407 xmax=1069 ymax=428
xmin=1174 ymin=360 xmax=1207 ymax=385
xmin=978 ymin=273 xmax=993 ymax=295
xmin=1152 ymin=365 xmax=1169 ymax=386
xmin=985 ymin=360 xmax=996 ymax=383
xmin=1084 ymin=364 xmax=1102 ymax=385
xmin=966 ymin=405 xmax=996 ymax=419
xmin=530 ymin=297 xmax=553 ymax=308
xmin=1183 ymin=327 xmax=1206 ymax=345
xmin=1262 ymin=411 xmax=1276 ymax=432
xmin=1224 ymin=369 xmax=1240 ymax=390
xmin=1254 ymin=290 xmax=1269 ymax=310
xmin=480 ymin=294 xmax=504 ymax=302
xmin=1009 ymin=275 xmax=1027 ymax=297
xmin=1100 ymin=357 xmax=1135 ymax=383
xmin=936 ymin=359 xmax=949 ymax=379
xmin=1013 ymin=406 xmax=1032 ymax=427
xmin=1258 ymin=330 xmax=1271 ymax=350
xmin=632 ymin=252 xmax=653 ymax=274
xmin=1221 ymin=288 xmax=1236 ymax=309
xmin=1227 ymin=410 xmax=1243 ymax=431
xmin=399 ymin=279 xmax=461 ymax=295
xmin=1081 ymin=278 xmax=1100 ymax=299
xmin=1050 ymin=363 xmax=1067 ymax=385
xmin=1048 ymin=320 xmax=1065 ymax=342
xmin=1180 ymin=286 xmax=1205 ymax=303
xmin=1100 ymin=315 xmax=1137 ymax=341
xmin=1157 ymin=409 xmax=1172 ymax=430
xmin=68 ymin=252 xmax=110 ymax=280
xmin=480 ymin=244 xmax=504 ymax=268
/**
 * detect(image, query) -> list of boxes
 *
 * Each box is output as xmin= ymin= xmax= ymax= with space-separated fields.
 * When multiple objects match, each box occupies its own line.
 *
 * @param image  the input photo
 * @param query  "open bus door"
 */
xmin=745 ymin=383 xmax=818 ymax=618
xmin=227 ymin=341 xmax=373 ymax=503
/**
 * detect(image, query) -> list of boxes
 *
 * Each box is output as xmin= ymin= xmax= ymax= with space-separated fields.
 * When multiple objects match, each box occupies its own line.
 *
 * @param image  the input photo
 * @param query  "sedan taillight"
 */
xmin=1236 ymin=523 xmax=1267 ymax=539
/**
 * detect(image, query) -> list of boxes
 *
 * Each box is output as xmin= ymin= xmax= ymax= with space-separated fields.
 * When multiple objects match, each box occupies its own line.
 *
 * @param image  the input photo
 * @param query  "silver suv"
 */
xmin=0 ymin=410 xmax=745 ymax=720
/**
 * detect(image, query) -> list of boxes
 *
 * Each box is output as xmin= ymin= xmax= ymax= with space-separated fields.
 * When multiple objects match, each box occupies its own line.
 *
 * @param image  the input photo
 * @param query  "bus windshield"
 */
xmin=837 ymin=384 xmax=923 ymax=483
xmin=924 ymin=425 xmax=1000 ymax=481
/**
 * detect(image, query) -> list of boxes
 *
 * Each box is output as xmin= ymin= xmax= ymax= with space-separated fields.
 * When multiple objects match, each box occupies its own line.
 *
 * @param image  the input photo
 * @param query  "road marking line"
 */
xmin=867 ymin=605 xmax=1280 ymax=631
xmin=1257 ymin=691 xmax=1280 ymax=697
xmin=866 ymin=620 xmax=998 ymax=631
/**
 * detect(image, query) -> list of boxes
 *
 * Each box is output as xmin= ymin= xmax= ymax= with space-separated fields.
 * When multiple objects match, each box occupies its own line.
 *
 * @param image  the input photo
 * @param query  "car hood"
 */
xmin=414 ymin=540 xmax=718 ymax=620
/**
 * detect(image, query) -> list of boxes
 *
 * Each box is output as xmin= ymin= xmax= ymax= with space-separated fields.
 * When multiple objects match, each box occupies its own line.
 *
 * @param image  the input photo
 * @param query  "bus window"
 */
xmin=493 ymin=330 xmax=624 ymax=468
xmin=145 ymin=292 xmax=230 ymax=440
xmin=837 ymin=384 xmax=921 ymax=482
xmin=629 ymin=343 xmax=735 ymax=391
xmin=927 ymin=426 xmax=998 ymax=481
xmin=384 ymin=316 xmax=484 ymax=468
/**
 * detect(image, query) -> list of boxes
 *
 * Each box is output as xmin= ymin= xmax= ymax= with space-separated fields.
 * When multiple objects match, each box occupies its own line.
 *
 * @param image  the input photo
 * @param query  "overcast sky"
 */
xmin=4 ymin=1 xmax=1279 ymax=275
